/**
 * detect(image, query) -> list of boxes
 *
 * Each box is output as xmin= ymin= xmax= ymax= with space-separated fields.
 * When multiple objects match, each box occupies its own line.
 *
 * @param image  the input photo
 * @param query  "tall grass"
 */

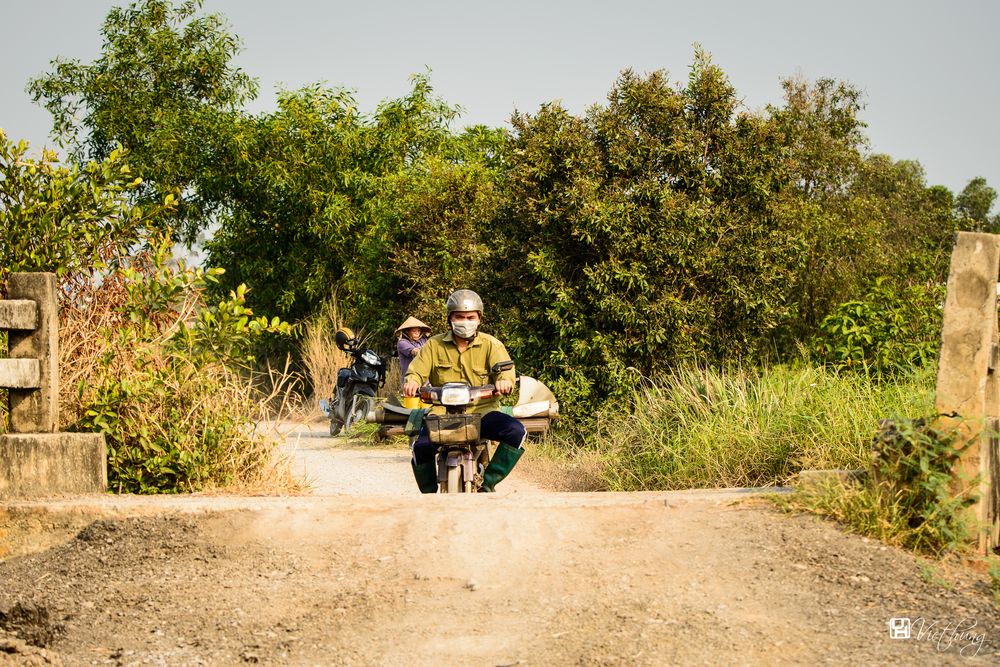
xmin=300 ymin=295 xmax=402 ymax=412
xmin=549 ymin=363 xmax=936 ymax=491
xmin=300 ymin=296 xmax=352 ymax=413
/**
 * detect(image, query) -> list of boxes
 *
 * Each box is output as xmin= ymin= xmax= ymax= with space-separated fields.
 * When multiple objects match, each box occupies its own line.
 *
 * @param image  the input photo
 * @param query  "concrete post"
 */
xmin=935 ymin=232 xmax=1000 ymax=554
xmin=0 ymin=272 xmax=106 ymax=497
xmin=7 ymin=273 xmax=58 ymax=432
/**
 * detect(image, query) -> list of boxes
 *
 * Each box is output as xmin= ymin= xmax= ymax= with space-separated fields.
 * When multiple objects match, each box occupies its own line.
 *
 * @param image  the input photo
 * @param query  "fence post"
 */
xmin=935 ymin=231 xmax=1000 ymax=554
xmin=1 ymin=271 xmax=106 ymax=497
xmin=8 ymin=272 xmax=58 ymax=432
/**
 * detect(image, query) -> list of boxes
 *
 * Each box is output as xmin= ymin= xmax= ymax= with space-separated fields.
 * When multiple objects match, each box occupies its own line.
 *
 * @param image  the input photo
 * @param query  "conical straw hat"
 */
xmin=395 ymin=316 xmax=432 ymax=336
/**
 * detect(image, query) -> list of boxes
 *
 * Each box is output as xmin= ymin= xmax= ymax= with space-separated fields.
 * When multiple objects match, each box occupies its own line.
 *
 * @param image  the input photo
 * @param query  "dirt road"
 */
xmin=1 ymin=422 xmax=998 ymax=666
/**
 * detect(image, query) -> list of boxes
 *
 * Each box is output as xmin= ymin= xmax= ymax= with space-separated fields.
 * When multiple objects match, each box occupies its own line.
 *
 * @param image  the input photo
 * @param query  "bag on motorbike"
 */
xmin=404 ymin=408 xmax=429 ymax=437
xmin=425 ymin=413 xmax=481 ymax=445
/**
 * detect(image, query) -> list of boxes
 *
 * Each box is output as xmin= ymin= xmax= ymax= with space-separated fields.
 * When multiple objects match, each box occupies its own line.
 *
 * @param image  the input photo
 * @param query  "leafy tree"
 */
xmin=773 ymin=76 xmax=867 ymax=197
xmin=769 ymin=81 xmax=957 ymax=344
xmin=768 ymin=77 xmax=870 ymax=338
xmin=487 ymin=54 xmax=799 ymax=418
xmin=380 ymin=146 xmax=503 ymax=331
xmin=852 ymin=155 xmax=956 ymax=283
xmin=204 ymin=76 xmax=500 ymax=345
xmin=28 ymin=0 xmax=257 ymax=241
xmin=955 ymin=176 xmax=999 ymax=232
xmin=29 ymin=0 xmax=500 ymax=350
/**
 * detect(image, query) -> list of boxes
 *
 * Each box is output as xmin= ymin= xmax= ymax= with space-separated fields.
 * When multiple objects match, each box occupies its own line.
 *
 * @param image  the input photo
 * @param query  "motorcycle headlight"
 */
xmin=440 ymin=384 xmax=471 ymax=407
xmin=361 ymin=349 xmax=380 ymax=366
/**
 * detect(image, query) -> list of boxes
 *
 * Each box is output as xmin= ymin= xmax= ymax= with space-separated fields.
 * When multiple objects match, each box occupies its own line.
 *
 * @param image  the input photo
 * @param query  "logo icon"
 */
xmin=889 ymin=617 xmax=911 ymax=639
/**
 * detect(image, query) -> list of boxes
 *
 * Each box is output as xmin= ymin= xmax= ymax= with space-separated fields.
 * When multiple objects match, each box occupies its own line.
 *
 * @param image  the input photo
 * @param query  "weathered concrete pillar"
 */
xmin=2 ymin=272 xmax=107 ymax=497
xmin=7 ymin=273 xmax=58 ymax=432
xmin=935 ymin=232 xmax=1000 ymax=554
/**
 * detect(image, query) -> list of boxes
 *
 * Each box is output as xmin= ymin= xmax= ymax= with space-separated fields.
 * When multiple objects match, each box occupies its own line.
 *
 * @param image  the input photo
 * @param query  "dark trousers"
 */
xmin=412 ymin=411 xmax=526 ymax=465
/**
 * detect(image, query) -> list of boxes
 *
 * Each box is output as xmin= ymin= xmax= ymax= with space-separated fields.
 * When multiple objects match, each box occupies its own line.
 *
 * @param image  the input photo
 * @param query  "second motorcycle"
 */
xmin=320 ymin=327 xmax=388 ymax=436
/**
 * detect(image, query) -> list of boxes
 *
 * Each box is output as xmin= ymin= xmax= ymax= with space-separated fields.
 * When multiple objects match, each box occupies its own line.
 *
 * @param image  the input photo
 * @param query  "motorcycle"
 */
xmin=319 ymin=328 xmax=388 ymax=436
xmin=416 ymin=360 xmax=515 ymax=493
xmin=369 ymin=360 xmax=560 ymax=493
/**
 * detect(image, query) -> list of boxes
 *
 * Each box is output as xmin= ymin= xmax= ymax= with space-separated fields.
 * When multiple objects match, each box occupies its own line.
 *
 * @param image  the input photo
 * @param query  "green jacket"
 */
xmin=404 ymin=330 xmax=516 ymax=414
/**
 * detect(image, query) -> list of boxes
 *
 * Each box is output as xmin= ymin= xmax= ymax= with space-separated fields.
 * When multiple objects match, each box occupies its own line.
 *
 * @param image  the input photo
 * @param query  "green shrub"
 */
xmin=70 ymin=238 xmax=296 ymax=493
xmin=489 ymin=58 xmax=800 ymax=423
xmin=777 ymin=417 xmax=976 ymax=555
xmin=0 ymin=128 xmax=158 ymax=288
xmin=812 ymin=279 xmax=943 ymax=376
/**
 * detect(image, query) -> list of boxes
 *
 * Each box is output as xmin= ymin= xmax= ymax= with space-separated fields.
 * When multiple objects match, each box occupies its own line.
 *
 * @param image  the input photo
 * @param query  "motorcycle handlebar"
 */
xmin=418 ymin=384 xmax=498 ymax=403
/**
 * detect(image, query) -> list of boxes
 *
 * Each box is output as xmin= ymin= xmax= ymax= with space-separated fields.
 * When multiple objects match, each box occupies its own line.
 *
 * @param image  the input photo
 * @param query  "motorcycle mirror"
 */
xmin=335 ymin=327 xmax=356 ymax=351
xmin=491 ymin=360 xmax=515 ymax=374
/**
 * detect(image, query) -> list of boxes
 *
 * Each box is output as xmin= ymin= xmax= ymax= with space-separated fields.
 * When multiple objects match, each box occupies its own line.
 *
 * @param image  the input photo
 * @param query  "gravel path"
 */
xmin=276 ymin=420 xmax=544 ymax=496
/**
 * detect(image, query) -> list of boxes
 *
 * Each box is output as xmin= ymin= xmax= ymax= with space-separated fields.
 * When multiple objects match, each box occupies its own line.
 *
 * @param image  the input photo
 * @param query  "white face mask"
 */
xmin=451 ymin=319 xmax=480 ymax=340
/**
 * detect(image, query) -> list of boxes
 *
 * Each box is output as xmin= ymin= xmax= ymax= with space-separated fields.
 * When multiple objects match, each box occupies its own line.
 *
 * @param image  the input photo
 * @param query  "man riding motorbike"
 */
xmin=403 ymin=289 xmax=526 ymax=493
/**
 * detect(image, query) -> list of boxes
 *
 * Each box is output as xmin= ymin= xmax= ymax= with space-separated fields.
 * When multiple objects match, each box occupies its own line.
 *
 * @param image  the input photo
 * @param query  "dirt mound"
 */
xmin=0 ymin=499 xmax=997 ymax=666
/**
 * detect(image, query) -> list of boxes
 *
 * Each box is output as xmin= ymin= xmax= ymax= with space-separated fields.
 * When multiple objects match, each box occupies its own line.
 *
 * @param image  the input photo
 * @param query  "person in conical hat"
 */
xmin=395 ymin=316 xmax=432 ymax=381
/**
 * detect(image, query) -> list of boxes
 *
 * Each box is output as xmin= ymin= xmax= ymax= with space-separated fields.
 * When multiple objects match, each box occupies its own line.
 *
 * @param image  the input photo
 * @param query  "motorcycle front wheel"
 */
xmin=446 ymin=464 xmax=462 ymax=494
xmin=329 ymin=418 xmax=344 ymax=437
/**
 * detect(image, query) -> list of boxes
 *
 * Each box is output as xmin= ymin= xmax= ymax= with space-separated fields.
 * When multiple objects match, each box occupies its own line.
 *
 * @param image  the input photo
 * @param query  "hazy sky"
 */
xmin=2 ymin=0 xmax=998 ymax=197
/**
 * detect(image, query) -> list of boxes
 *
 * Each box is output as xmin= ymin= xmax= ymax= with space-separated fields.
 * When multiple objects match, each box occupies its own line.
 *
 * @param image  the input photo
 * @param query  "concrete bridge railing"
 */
xmin=0 ymin=272 xmax=106 ymax=497
xmin=936 ymin=232 xmax=1000 ymax=554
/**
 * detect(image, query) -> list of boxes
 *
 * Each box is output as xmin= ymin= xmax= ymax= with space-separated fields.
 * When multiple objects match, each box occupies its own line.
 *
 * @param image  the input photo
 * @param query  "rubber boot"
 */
xmin=480 ymin=442 xmax=524 ymax=492
xmin=411 ymin=460 xmax=438 ymax=494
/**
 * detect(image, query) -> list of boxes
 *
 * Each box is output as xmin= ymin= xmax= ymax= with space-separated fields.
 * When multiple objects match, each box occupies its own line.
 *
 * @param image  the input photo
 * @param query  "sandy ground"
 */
xmin=1 ymin=423 xmax=999 ymax=666
xmin=276 ymin=421 xmax=544 ymax=496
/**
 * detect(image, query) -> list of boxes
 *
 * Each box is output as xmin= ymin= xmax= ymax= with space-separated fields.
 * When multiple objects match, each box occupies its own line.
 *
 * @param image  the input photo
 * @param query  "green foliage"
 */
xmin=812 ymin=279 xmax=943 ymax=376
xmin=26 ymin=1 xmax=985 ymax=423
xmin=28 ymin=0 xmax=257 ymax=240
xmin=381 ymin=145 xmax=503 ymax=329
xmin=2 ymin=123 xmax=293 ymax=493
xmin=773 ymin=76 xmax=867 ymax=197
xmin=543 ymin=363 xmax=935 ymax=490
xmin=74 ymin=237 xmax=292 ymax=493
xmin=0 ymin=129 xmax=163 ymax=287
xmin=955 ymin=176 xmax=999 ymax=232
xmin=852 ymin=156 xmax=956 ymax=283
xmin=772 ymin=82 xmax=955 ymax=342
xmin=489 ymin=55 xmax=801 ymax=421
xmin=203 ymin=75 xmax=490 ymax=338
xmin=777 ymin=417 xmax=976 ymax=555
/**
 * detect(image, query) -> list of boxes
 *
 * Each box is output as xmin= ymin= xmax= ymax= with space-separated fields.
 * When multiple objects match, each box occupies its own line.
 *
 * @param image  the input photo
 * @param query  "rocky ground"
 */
xmin=1 ymin=423 xmax=998 ymax=666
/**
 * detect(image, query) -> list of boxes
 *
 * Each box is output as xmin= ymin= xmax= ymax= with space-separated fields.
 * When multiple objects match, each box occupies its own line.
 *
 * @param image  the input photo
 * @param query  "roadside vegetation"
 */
xmin=539 ymin=363 xmax=935 ymax=491
xmin=773 ymin=416 xmax=973 ymax=555
xmin=1 ymin=130 xmax=298 ymax=493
